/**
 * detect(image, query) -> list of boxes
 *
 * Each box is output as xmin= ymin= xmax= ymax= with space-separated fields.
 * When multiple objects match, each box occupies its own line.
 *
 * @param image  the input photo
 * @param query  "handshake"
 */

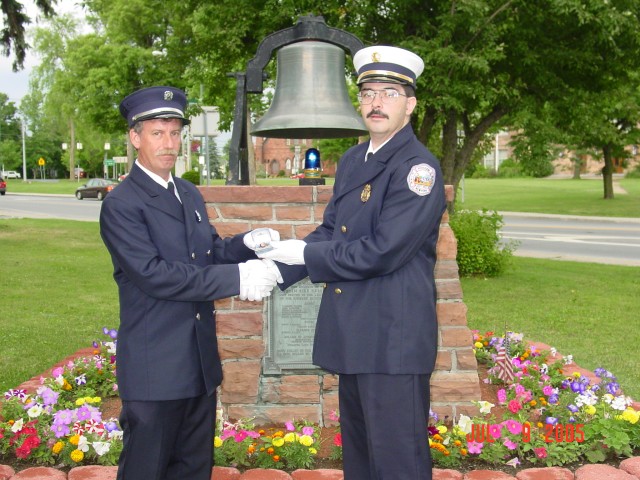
xmin=237 ymin=228 xmax=307 ymax=301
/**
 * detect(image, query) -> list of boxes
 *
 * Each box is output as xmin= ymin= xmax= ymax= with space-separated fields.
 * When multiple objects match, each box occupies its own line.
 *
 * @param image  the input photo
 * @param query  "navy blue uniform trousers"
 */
xmin=116 ymin=393 xmax=216 ymax=480
xmin=339 ymin=373 xmax=432 ymax=480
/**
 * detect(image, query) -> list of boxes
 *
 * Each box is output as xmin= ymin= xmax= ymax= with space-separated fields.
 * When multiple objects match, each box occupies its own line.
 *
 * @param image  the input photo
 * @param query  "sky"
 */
xmin=1 ymin=0 xmax=87 ymax=103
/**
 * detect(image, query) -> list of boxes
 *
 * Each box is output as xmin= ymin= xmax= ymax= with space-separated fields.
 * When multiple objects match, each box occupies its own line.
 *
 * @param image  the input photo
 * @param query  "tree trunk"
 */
xmin=572 ymin=156 xmax=582 ymax=179
xmin=601 ymin=144 xmax=614 ymax=200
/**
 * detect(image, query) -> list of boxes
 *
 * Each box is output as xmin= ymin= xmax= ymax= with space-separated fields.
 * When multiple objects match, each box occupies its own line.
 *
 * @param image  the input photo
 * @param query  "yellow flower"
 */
xmin=309 ymin=447 xmax=317 ymax=455
xmin=75 ymin=398 xmax=86 ymax=406
xmin=69 ymin=434 xmax=80 ymax=446
xmin=214 ymin=436 xmax=223 ymax=448
xmin=284 ymin=432 xmax=296 ymax=443
xmin=299 ymin=435 xmax=314 ymax=447
xmin=474 ymin=341 xmax=483 ymax=349
xmin=428 ymin=438 xmax=434 ymax=446
xmin=437 ymin=425 xmax=448 ymax=434
xmin=62 ymin=379 xmax=72 ymax=391
xmin=92 ymin=396 xmax=102 ymax=403
xmin=584 ymin=405 xmax=596 ymax=415
xmin=621 ymin=408 xmax=640 ymax=424
xmin=52 ymin=441 xmax=64 ymax=454
xmin=70 ymin=449 xmax=84 ymax=463
xmin=272 ymin=437 xmax=285 ymax=447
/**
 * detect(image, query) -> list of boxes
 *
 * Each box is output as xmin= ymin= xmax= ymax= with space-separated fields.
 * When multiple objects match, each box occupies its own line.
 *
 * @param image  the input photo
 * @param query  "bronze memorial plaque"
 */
xmin=264 ymin=278 xmax=323 ymax=373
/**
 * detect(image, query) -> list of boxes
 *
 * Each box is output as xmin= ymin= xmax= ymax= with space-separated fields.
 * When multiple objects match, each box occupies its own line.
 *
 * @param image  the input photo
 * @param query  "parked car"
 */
xmin=0 ymin=177 xmax=6 ymax=195
xmin=75 ymin=178 xmax=118 ymax=201
xmin=3 ymin=171 xmax=21 ymax=179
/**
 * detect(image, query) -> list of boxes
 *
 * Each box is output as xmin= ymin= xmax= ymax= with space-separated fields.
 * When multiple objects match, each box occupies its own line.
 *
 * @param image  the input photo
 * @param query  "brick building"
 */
xmin=253 ymin=137 xmax=337 ymax=177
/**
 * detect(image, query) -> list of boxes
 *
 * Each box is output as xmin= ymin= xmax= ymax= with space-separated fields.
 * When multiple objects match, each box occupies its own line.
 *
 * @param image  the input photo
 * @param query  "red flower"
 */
xmin=333 ymin=433 xmax=342 ymax=447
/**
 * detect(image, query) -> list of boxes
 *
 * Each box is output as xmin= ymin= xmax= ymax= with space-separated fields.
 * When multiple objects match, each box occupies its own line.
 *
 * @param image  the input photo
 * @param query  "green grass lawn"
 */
xmin=0 ymin=218 xmax=637 ymax=400
xmin=456 ymin=177 xmax=640 ymax=217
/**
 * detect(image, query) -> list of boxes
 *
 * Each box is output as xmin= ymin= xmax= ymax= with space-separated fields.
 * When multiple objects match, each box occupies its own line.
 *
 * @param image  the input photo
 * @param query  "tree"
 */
xmin=1 ymin=0 xmax=55 ymax=71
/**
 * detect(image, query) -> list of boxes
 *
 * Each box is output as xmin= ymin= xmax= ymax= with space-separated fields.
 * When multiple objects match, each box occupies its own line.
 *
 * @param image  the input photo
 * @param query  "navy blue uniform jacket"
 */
xmin=279 ymin=124 xmax=446 ymax=375
xmin=100 ymin=164 xmax=255 ymax=401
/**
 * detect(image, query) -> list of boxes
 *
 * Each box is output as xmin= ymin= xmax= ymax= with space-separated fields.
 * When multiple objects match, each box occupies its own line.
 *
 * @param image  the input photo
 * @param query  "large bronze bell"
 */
xmin=251 ymin=41 xmax=368 ymax=139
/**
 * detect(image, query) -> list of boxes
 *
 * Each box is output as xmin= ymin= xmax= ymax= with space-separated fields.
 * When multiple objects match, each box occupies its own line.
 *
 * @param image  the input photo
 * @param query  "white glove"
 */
xmin=262 ymin=259 xmax=284 ymax=284
xmin=238 ymin=259 xmax=279 ymax=301
xmin=257 ymin=239 xmax=306 ymax=265
xmin=243 ymin=228 xmax=280 ymax=254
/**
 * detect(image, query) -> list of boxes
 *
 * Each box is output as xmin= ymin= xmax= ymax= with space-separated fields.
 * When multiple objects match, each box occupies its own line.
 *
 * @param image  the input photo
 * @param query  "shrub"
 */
xmin=181 ymin=170 xmax=200 ymax=185
xmin=625 ymin=163 xmax=640 ymax=178
xmin=496 ymin=159 xmax=526 ymax=178
xmin=449 ymin=209 xmax=517 ymax=277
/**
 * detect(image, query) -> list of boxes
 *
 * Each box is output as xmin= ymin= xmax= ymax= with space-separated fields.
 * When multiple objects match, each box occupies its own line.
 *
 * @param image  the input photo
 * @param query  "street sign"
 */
xmin=105 ymin=159 xmax=115 ymax=166
xmin=38 ymin=157 xmax=45 ymax=166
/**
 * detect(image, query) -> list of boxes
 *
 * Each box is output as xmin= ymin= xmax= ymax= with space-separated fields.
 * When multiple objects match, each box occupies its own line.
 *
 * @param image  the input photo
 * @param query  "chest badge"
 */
xmin=361 ymin=184 xmax=371 ymax=203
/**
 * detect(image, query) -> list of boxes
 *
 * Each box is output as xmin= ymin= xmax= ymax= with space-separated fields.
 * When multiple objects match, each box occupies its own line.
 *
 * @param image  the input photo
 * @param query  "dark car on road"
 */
xmin=75 ymin=178 xmax=118 ymax=201
xmin=0 ymin=176 xmax=6 ymax=195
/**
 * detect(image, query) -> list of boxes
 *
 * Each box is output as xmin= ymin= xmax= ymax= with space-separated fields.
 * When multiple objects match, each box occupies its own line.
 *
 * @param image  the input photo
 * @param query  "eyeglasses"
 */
xmin=357 ymin=89 xmax=407 ymax=105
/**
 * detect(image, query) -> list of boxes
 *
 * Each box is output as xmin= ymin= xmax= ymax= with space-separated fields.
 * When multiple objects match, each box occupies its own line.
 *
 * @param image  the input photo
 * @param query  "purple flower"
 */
xmin=103 ymin=327 xmax=110 ymax=335
xmin=51 ymin=422 xmax=70 ymax=438
xmin=76 ymin=405 xmax=92 ymax=421
xmin=92 ymin=341 xmax=99 ymax=348
xmin=75 ymin=374 xmax=87 ymax=386
xmin=109 ymin=329 xmax=118 ymax=339
xmin=570 ymin=381 xmax=585 ymax=393
xmin=429 ymin=409 xmax=438 ymax=422
xmin=606 ymin=382 xmax=620 ymax=395
xmin=548 ymin=394 xmax=559 ymax=404
xmin=104 ymin=421 xmax=119 ymax=432
xmin=594 ymin=367 xmax=607 ymax=377
xmin=545 ymin=417 xmax=558 ymax=425
xmin=38 ymin=387 xmax=59 ymax=406
xmin=53 ymin=409 xmax=74 ymax=425
xmin=567 ymin=404 xmax=579 ymax=413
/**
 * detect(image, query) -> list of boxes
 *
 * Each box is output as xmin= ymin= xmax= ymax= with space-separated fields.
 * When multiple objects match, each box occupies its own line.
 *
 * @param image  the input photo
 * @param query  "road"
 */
xmin=1 ymin=194 xmax=639 ymax=266
xmin=501 ymin=212 xmax=640 ymax=267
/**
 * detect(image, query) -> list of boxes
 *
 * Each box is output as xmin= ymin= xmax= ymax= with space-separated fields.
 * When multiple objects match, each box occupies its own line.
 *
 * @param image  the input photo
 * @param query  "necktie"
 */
xmin=366 ymin=152 xmax=373 ymax=162
xmin=167 ymin=181 xmax=182 ymax=205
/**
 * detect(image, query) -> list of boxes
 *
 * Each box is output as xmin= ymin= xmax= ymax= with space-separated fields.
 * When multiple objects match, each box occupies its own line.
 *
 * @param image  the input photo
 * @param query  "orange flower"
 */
xmin=258 ymin=430 xmax=265 ymax=435
xmin=272 ymin=455 xmax=280 ymax=462
xmin=267 ymin=447 xmax=274 ymax=455
xmin=272 ymin=431 xmax=284 ymax=438
xmin=247 ymin=446 xmax=255 ymax=454
xmin=433 ymin=434 xmax=443 ymax=442
xmin=529 ymin=400 xmax=537 ymax=407
xmin=461 ymin=449 xmax=468 ymax=456
xmin=453 ymin=440 xmax=462 ymax=447
xmin=443 ymin=450 xmax=450 ymax=456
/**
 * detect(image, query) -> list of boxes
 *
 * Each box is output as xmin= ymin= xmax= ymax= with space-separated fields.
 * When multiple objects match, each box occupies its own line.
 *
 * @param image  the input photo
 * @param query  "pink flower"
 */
xmin=333 ymin=433 xmax=342 ymax=447
xmin=534 ymin=447 xmax=548 ymax=458
xmin=497 ymin=389 xmax=507 ymax=404
xmin=506 ymin=457 xmax=521 ymax=468
xmin=515 ymin=384 xmax=525 ymax=396
xmin=467 ymin=441 xmax=484 ymax=454
xmin=302 ymin=426 xmax=314 ymax=436
xmin=503 ymin=438 xmax=518 ymax=450
xmin=489 ymin=424 xmax=503 ymax=439
xmin=542 ymin=385 xmax=553 ymax=395
xmin=508 ymin=400 xmax=522 ymax=413
xmin=52 ymin=367 xmax=64 ymax=377
xmin=502 ymin=419 xmax=523 ymax=435
xmin=285 ymin=421 xmax=295 ymax=432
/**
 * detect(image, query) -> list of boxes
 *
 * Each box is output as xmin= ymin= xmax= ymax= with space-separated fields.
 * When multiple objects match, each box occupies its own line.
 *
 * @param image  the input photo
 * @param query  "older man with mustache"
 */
xmin=100 ymin=86 xmax=279 ymax=480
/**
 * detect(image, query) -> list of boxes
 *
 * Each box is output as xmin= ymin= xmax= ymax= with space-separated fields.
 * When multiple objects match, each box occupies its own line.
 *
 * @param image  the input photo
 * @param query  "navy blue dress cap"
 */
xmin=353 ymin=46 xmax=425 ymax=87
xmin=119 ymin=86 xmax=190 ymax=128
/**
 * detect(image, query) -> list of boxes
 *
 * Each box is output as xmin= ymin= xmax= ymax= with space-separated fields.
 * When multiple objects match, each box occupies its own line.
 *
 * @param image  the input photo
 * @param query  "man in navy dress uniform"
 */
xmin=247 ymin=47 xmax=446 ymax=479
xmin=100 ymin=86 xmax=279 ymax=479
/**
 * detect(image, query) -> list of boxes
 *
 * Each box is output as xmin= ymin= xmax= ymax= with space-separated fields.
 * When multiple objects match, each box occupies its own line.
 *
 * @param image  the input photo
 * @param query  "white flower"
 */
xmin=11 ymin=418 xmax=24 ymax=433
xmin=27 ymin=404 xmax=44 ymax=418
xmin=611 ymin=396 xmax=631 ymax=411
xmin=456 ymin=414 xmax=473 ymax=434
xmin=78 ymin=435 xmax=90 ymax=452
xmin=563 ymin=354 xmax=573 ymax=365
xmin=575 ymin=391 xmax=598 ymax=407
xmin=550 ymin=347 xmax=557 ymax=356
xmin=109 ymin=429 xmax=123 ymax=441
xmin=540 ymin=364 xmax=549 ymax=374
xmin=104 ymin=341 xmax=116 ymax=354
xmin=92 ymin=441 xmax=111 ymax=456
xmin=474 ymin=400 xmax=495 ymax=414
xmin=54 ymin=375 xmax=65 ymax=386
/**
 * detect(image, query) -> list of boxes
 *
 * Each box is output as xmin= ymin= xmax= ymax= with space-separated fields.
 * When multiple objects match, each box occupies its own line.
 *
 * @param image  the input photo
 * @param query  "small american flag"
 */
xmin=495 ymin=333 xmax=515 ymax=383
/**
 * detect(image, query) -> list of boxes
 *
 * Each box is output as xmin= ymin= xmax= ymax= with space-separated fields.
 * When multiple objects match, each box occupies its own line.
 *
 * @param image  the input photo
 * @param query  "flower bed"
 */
xmin=1 ymin=328 xmax=638 ymax=473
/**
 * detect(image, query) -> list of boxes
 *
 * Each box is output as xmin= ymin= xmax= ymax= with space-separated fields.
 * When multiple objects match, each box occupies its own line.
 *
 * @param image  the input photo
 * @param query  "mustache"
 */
xmin=367 ymin=109 xmax=389 ymax=119
xmin=156 ymin=150 xmax=179 ymax=156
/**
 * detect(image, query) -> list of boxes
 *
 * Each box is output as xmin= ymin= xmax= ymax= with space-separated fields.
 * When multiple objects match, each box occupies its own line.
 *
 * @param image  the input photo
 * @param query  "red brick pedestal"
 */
xmin=199 ymin=184 xmax=481 ymax=425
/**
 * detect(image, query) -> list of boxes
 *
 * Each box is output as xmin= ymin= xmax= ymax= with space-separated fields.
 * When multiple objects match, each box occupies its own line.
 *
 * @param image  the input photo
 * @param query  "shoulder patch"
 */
xmin=407 ymin=163 xmax=436 ymax=196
